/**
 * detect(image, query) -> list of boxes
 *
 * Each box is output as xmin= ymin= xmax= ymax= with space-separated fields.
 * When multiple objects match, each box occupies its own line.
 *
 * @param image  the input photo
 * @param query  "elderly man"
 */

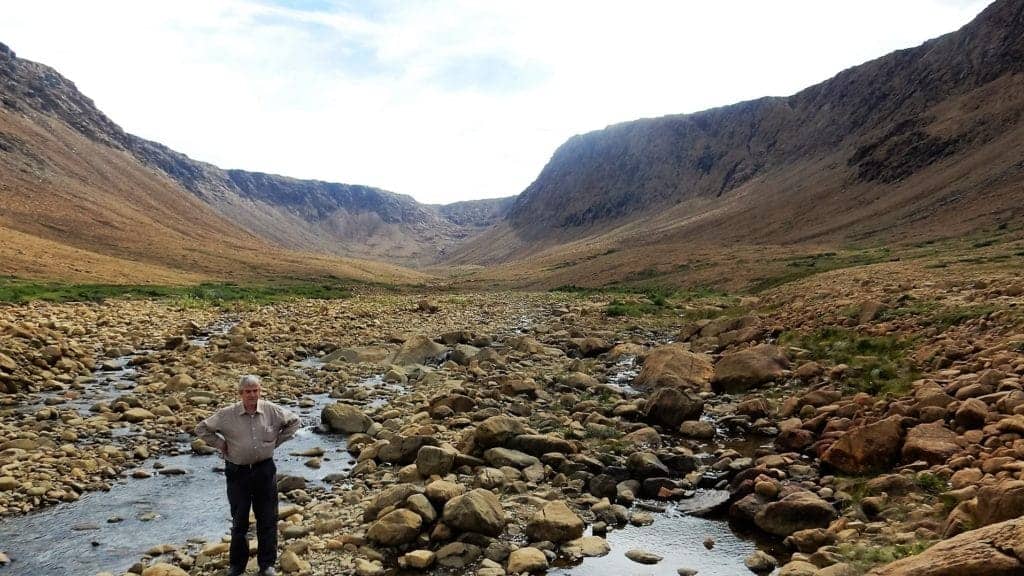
xmin=196 ymin=375 xmax=300 ymax=576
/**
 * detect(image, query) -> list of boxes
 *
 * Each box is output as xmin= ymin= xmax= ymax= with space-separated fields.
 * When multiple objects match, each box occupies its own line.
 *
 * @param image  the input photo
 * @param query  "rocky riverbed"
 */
xmin=2 ymin=264 xmax=1024 ymax=576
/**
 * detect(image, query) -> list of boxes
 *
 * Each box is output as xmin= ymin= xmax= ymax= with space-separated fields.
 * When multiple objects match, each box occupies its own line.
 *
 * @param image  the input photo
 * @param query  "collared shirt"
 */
xmin=195 ymin=399 xmax=300 ymax=465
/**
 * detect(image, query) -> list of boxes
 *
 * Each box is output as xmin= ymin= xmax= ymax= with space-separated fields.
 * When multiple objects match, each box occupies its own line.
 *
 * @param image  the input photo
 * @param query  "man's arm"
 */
xmin=195 ymin=410 xmax=228 ymax=455
xmin=276 ymin=407 xmax=301 ymax=446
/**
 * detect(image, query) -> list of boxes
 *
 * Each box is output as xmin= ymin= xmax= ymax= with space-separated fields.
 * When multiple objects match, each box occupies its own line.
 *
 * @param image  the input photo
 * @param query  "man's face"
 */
xmin=240 ymin=384 xmax=260 ymax=411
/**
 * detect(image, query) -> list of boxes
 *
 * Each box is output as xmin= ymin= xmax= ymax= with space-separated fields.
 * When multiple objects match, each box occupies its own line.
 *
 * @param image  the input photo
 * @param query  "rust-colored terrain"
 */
xmin=1 ymin=1 xmax=1023 ymax=292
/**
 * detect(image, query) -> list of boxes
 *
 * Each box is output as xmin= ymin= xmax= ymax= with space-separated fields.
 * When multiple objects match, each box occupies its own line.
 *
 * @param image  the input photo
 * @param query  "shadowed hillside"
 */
xmin=450 ymin=0 xmax=1024 ymax=279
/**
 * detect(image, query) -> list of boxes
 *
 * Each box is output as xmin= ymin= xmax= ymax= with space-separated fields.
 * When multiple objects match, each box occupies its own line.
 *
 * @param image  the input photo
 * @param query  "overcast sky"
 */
xmin=0 ymin=0 xmax=992 ymax=204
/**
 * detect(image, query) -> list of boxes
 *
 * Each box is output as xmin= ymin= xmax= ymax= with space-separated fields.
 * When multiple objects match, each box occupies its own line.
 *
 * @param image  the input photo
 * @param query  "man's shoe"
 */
xmin=258 ymin=568 xmax=276 ymax=576
xmin=226 ymin=567 xmax=245 ymax=576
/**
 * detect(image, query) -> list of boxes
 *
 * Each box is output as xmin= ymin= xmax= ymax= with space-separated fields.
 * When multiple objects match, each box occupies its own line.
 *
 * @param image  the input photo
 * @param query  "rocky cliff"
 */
xmin=469 ymin=0 xmax=1024 ymax=262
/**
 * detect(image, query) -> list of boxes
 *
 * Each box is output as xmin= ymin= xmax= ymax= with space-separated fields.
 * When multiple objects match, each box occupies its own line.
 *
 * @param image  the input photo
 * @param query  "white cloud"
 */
xmin=0 ymin=0 xmax=993 ymax=203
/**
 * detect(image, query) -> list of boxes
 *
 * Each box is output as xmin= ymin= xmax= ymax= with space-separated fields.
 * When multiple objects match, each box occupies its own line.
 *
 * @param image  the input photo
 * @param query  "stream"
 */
xmin=0 ymin=332 xmax=787 ymax=575
xmin=0 ymin=389 xmax=355 ymax=576
xmin=0 ymin=322 xmax=369 ymax=576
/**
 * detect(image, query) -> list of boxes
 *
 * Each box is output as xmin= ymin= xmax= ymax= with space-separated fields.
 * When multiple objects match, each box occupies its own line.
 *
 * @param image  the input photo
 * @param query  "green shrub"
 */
xmin=779 ymin=327 xmax=917 ymax=397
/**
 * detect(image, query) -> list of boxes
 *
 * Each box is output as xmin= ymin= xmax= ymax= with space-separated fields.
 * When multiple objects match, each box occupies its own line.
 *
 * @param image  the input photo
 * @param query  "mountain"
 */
xmin=0 ymin=41 xmax=509 ymax=282
xmin=3 ymin=0 xmax=1022 ymax=289
xmin=450 ymin=0 xmax=1024 ymax=276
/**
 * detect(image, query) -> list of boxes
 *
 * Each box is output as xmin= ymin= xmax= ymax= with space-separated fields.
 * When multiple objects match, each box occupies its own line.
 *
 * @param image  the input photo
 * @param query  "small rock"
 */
xmin=625 ymin=549 xmax=663 ymax=564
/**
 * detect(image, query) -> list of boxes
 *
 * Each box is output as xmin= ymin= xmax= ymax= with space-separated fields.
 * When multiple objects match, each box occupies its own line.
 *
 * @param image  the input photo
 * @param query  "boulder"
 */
xmin=425 ymin=480 xmax=464 ymax=504
xmin=954 ymin=398 xmax=988 ymax=429
xmin=388 ymin=335 xmax=445 ymax=366
xmin=711 ymin=345 xmax=789 ymax=393
xmin=416 ymin=445 xmax=457 ymax=477
xmin=507 ymin=434 xmax=576 ymax=456
xmin=402 ymin=550 xmax=435 ymax=569
xmin=141 ymin=564 xmax=189 ymax=576
xmin=364 ymin=484 xmax=423 ymax=522
xmin=626 ymin=452 xmax=670 ymax=479
xmin=474 ymin=416 xmax=528 ymax=449
xmin=821 ymin=417 xmax=903 ymax=474
xmin=525 ymin=501 xmax=585 ymax=543
xmin=642 ymin=387 xmax=704 ymax=428
xmin=975 ymin=480 xmax=1024 ymax=528
xmin=867 ymin=516 xmax=1024 ymax=575
xmin=435 ymin=542 xmax=481 ymax=569
xmin=367 ymin=509 xmax=423 ymax=546
xmin=322 ymin=402 xmax=372 ymax=434
xmin=567 ymin=337 xmax=613 ymax=358
xmin=902 ymin=421 xmax=960 ymax=465
xmin=561 ymin=536 xmax=611 ymax=558
xmin=379 ymin=435 xmax=438 ymax=465
xmin=483 ymin=447 xmax=540 ymax=469
xmin=507 ymin=546 xmax=549 ymax=573
xmin=322 ymin=346 xmax=390 ymax=364
xmin=0 ymin=352 xmax=18 ymax=372
xmin=123 ymin=408 xmax=156 ymax=423
xmin=754 ymin=492 xmax=835 ymax=536
xmin=634 ymin=344 xmax=714 ymax=390
xmin=280 ymin=549 xmax=311 ymax=573
xmin=442 ymin=489 xmax=506 ymax=536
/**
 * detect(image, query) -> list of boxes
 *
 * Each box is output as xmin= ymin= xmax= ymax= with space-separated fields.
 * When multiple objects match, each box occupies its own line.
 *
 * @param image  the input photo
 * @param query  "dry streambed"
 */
xmin=1 ymin=275 xmax=1023 ymax=576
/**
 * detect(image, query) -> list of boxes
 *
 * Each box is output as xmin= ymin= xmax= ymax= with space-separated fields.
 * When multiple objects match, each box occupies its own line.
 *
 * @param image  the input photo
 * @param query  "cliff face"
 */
xmin=490 ymin=0 xmax=1024 ymax=256
xmin=0 ymin=41 xmax=510 ymax=269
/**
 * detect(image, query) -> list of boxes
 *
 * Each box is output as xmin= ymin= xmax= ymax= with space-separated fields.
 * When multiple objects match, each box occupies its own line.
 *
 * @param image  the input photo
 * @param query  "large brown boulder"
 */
xmin=868 ymin=516 xmax=1024 ymax=576
xmin=975 ymin=480 xmax=1024 ymax=528
xmin=322 ymin=402 xmax=373 ymax=434
xmin=379 ymin=435 xmax=438 ymax=465
xmin=754 ymin=492 xmax=835 ymax=536
xmin=821 ymin=417 xmax=903 ymax=475
xmin=902 ymin=421 xmax=960 ymax=465
xmin=634 ymin=344 xmax=713 ymax=390
xmin=322 ymin=346 xmax=391 ymax=364
xmin=363 ymin=484 xmax=424 ymax=522
xmin=474 ymin=416 xmax=528 ymax=449
xmin=711 ymin=345 xmax=789 ymax=393
xmin=507 ymin=434 xmax=577 ymax=456
xmin=388 ymin=335 xmax=446 ymax=366
xmin=442 ymin=489 xmax=507 ymax=536
xmin=642 ymin=387 xmax=704 ymax=428
xmin=525 ymin=501 xmax=585 ymax=543
xmin=367 ymin=509 xmax=423 ymax=546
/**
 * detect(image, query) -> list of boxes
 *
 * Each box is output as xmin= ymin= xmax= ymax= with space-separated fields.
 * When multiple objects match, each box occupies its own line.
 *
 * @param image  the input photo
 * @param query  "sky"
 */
xmin=0 ymin=0 xmax=993 ymax=204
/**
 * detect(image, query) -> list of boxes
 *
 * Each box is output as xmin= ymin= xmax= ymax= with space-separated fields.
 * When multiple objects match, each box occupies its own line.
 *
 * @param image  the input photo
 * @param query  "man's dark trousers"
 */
xmin=225 ymin=459 xmax=277 ymax=571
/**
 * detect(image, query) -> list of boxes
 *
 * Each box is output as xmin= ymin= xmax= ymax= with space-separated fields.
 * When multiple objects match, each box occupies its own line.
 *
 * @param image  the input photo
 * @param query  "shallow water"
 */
xmin=551 ymin=491 xmax=781 ymax=576
xmin=0 ymin=393 xmax=352 ymax=576
xmin=605 ymin=354 xmax=641 ymax=395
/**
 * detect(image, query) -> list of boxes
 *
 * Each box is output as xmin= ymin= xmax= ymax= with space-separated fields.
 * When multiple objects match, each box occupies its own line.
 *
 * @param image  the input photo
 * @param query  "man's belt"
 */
xmin=226 ymin=458 xmax=273 ymax=470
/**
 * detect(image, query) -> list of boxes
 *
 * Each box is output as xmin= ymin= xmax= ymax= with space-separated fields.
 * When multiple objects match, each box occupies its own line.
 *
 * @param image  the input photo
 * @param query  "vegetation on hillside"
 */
xmin=0 ymin=276 xmax=351 ymax=305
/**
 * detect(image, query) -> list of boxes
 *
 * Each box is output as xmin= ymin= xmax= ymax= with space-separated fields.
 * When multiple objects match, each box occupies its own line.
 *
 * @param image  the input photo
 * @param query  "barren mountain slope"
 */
xmin=0 ymin=49 xmax=423 ymax=284
xmin=449 ymin=0 xmax=1024 ymax=275
xmin=0 ymin=41 xmax=509 ymax=274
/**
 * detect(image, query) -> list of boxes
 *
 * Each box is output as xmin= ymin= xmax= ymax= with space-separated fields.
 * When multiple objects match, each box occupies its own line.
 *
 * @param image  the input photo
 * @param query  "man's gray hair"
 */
xmin=238 ymin=374 xmax=262 ymax=390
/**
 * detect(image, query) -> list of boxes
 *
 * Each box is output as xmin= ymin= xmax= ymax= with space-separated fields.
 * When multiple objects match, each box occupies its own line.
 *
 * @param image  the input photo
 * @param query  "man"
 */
xmin=196 ymin=375 xmax=300 ymax=576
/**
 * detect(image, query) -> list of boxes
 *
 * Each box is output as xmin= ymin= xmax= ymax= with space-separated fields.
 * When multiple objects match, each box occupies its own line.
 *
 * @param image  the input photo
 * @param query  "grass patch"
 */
xmin=605 ymin=298 xmax=663 ymax=317
xmin=876 ymin=297 xmax=996 ymax=331
xmin=914 ymin=472 xmax=949 ymax=496
xmin=837 ymin=540 xmax=933 ymax=572
xmin=0 ymin=277 xmax=352 ymax=305
xmin=930 ymin=304 xmax=996 ymax=329
xmin=779 ymin=327 xmax=917 ymax=397
xmin=549 ymin=284 xmax=740 ymax=320
xmin=748 ymin=248 xmax=892 ymax=293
